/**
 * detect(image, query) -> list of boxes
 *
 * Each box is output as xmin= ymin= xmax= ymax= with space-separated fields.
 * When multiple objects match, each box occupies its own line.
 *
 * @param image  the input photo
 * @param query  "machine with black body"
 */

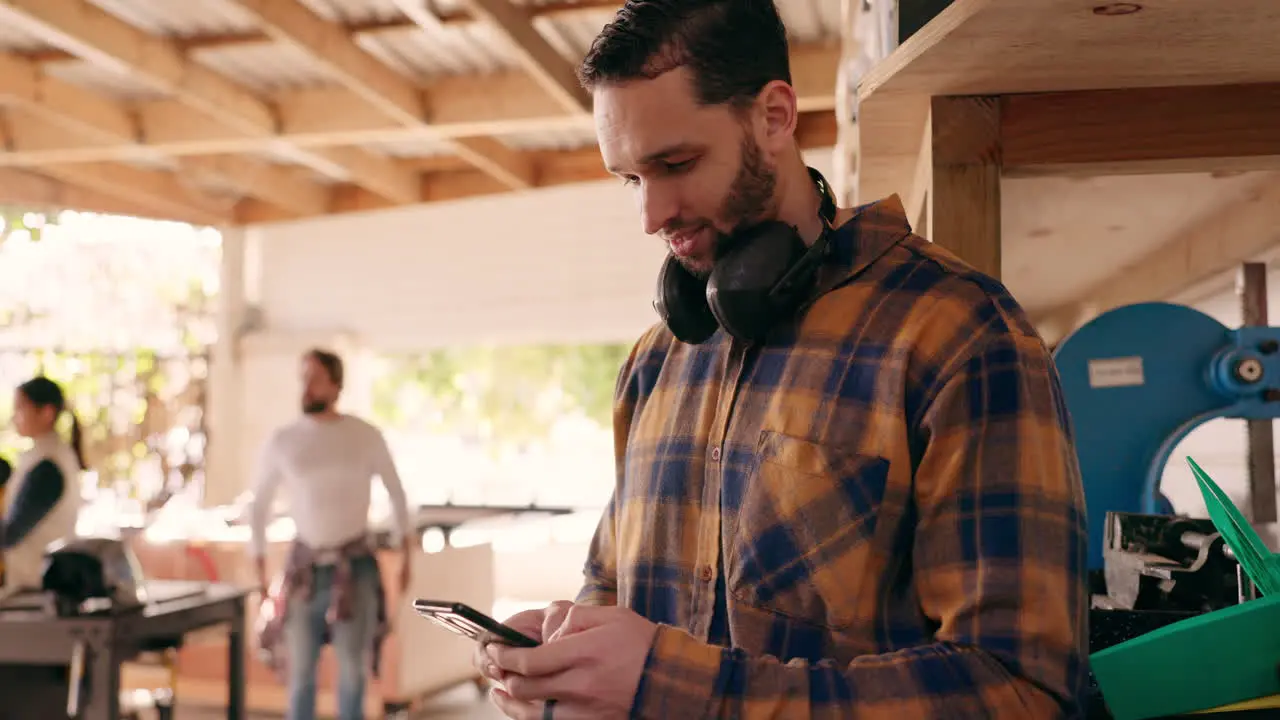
xmin=1098 ymin=513 xmax=1250 ymax=615
xmin=0 ymin=535 xmax=248 ymax=720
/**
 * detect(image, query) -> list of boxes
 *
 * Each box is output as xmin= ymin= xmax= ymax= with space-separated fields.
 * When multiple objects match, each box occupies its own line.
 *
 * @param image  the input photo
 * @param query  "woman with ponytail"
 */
xmin=1 ymin=375 xmax=84 ymax=593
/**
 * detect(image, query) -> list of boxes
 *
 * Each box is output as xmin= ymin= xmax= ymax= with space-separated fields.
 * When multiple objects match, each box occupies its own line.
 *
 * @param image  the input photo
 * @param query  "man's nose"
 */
xmin=639 ymin=183 xmax=679 ymax=236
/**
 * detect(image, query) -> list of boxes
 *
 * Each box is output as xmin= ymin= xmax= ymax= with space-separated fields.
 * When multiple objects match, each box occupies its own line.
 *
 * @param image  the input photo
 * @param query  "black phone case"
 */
xmin=412 ymin=599 xmax=540 ymax=648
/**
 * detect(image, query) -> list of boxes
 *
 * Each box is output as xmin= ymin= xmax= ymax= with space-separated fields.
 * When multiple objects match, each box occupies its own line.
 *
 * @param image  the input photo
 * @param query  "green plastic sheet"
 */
xmin=1089 ymin=456 xmax=1280 ymax=719
xmin=1188 ymin=456 xmax=1280 ymax=595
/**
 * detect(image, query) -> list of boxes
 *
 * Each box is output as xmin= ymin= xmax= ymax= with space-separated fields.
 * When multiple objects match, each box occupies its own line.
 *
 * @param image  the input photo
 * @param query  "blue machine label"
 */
xmin=1088 ymin=356 xmax=1145 ymax=388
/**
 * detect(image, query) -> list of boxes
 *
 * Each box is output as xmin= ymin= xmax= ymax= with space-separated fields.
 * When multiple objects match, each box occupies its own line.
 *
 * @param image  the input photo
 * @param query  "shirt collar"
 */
xmin=813 ymin=193 xmax=913 ymax=298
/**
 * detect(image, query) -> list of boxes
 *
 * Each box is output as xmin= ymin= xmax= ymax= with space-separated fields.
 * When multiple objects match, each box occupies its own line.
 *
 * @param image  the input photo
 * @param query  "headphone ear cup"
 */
xmin=653 ymin=254 xmax=720 ymax=344
xmin=706 ymin=222 xmax=809 ymax=343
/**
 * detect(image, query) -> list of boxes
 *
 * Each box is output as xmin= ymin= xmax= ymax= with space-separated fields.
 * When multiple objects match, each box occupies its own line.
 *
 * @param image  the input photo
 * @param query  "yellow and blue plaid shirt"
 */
xmin=578 ymin=195 xmax=1089 ymax=718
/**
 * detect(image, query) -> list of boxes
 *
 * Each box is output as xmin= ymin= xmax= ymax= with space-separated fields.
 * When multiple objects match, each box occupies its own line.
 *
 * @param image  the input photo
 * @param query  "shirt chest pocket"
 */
xmin=726 ymin=430 xmax=891 ymax=631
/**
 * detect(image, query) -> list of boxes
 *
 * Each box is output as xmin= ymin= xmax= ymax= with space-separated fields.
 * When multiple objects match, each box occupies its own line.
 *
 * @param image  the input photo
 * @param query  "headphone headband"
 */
xmin=808 ymin=167 xmax=837 ymax=224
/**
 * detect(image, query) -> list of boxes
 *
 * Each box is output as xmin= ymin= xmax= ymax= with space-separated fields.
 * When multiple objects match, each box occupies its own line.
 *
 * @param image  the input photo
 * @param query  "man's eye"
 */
xmin=621 ymin=175 xmax=640 ymax=187
xmin=664 ymin=159 xmax=695 ymax=173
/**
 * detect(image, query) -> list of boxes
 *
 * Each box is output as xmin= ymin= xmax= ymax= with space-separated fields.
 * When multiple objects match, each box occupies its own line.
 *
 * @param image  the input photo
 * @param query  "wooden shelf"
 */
xmin=856 ymin=0 xmax=1280 ymax=203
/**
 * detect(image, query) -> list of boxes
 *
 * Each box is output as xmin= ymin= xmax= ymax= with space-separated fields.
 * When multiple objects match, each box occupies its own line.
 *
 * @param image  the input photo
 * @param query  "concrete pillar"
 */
xmin=204 ymin=225 xmax=248 ymax=507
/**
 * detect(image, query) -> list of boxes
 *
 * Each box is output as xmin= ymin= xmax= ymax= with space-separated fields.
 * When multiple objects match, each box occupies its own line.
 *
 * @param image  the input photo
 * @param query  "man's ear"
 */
xmin=756 ymin=80 xmax=798 ymax=152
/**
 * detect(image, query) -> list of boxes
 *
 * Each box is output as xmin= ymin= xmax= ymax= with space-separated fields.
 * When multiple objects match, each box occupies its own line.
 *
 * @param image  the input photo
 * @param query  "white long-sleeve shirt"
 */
xmin=248 ymin=414 xmax=412 ymax=558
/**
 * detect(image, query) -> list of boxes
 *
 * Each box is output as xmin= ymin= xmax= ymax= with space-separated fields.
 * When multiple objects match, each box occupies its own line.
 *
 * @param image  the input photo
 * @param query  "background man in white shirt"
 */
xmin=249 ymin=348 xmax=414 ymax=720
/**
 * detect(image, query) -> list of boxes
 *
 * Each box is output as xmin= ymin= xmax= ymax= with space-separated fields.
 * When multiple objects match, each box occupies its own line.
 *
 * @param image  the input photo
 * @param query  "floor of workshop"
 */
xmin=176 ymin=682 xmax=503 ymax=719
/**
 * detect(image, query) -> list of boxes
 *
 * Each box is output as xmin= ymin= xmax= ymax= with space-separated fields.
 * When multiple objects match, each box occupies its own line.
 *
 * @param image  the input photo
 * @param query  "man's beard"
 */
xmin=680 ymin=133 xmax=777 ymax=278
xmin=302 ymin=399 xmax=330 ymax=414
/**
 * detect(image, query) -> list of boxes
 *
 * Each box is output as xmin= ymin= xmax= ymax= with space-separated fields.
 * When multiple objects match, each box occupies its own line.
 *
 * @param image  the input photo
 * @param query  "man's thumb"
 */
xmin=548 ymin=604 xmax=610 ymax=641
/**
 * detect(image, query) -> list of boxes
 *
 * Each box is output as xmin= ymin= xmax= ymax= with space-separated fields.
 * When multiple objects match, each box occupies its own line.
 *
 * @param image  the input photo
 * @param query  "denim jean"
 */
xmin=284 ymin=556 xmax=379 ymax=720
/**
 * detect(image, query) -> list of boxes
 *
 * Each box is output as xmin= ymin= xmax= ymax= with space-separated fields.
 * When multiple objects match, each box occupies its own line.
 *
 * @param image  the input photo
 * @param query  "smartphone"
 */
xmin=412 ymin=599 xmax=540 ymax=648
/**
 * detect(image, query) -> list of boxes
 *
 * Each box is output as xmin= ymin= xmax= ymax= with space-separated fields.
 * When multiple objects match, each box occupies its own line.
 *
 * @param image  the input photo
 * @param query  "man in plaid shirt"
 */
xmin=477 ymin=1 xmax=1090 ymax=718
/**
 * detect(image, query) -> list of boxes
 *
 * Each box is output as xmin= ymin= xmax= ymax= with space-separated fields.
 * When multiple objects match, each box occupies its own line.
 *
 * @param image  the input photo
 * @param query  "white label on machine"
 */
xmin=1087 ymin=356 xmax=1145 ymax=388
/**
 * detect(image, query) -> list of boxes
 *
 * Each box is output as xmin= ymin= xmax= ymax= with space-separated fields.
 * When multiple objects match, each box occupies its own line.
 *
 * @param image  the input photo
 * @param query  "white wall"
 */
xmin=247 ymin=148 xmax=835 ymax=351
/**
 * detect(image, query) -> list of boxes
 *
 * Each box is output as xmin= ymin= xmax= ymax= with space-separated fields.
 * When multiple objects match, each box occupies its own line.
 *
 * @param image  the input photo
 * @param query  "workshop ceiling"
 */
xmin=0 ymin=0 xmax=842 ymax=226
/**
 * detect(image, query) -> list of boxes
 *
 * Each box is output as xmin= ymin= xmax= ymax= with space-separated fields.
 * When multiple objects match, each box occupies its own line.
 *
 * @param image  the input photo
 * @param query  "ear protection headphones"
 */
xmin=653 ymin=166 xmax=838 ymax=345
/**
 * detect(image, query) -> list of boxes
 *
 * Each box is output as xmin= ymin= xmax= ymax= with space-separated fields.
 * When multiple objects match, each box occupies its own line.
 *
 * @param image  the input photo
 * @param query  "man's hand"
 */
xmin=474 ymin=601 xmax=573 ymax=684
xmin=485 ymin=604 xmax=659 ymax=720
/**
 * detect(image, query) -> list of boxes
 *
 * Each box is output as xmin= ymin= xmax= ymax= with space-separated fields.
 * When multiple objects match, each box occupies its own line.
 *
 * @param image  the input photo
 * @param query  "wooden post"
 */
xmin=1240 ymin=262 xmax=1278 ymax=523
xmin=927 ymin=95 xmax=1003 ymax=280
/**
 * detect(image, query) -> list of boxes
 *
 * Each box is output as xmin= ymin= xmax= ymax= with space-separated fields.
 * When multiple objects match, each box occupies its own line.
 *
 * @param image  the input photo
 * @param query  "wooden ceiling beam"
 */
xmin=0 ymin=51 xmax=237 ymax=223
xmin=445 ymin=0 xmax=592 ymax=114
xmin=0 ymin=0 xmax=271 ymax=135
xmin=0 ymin=52 xmax=135 ymax=142
xmin=0 ymin=0 xmax=416 ymax=205
xmin=178 ymin=154 xmax=330 ymax=217
xmin=0 ymin=166 xmax=202 ymax=222
xmin=0 ymin=44 xmax=839 ymax=167
xmin=450 ymin=136 xmax=536 ymax=189
xmin=230 ymin=0 xmax=535 ymax=190
xmin=0 ymin=50 xmax=331 ymax=218
xmin=21 ymin=0 xmax=624 ymax=63
xmin=37 ymin=161 xmax=235 ymax=225
xmin=234 ymin=0 xmax=425 ymax=127
xmin=234 ymin=110 xmax=839 ymax=224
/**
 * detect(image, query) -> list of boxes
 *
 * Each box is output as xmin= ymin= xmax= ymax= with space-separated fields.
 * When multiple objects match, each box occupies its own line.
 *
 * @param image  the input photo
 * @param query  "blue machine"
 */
xmin=1053 ymin=301 xmax=1280 ymax=571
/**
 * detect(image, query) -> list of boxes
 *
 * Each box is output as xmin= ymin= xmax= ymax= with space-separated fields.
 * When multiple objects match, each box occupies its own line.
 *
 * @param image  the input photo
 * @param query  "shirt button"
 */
xmin=698 ymin=565 xmax=714 ymax=582
xmin=710 ymin=447 xmax=721 ymax=462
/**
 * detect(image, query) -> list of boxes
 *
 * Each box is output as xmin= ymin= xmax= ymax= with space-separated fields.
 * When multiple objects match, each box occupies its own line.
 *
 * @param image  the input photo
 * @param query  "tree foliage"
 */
xmin=0 ymin=207 xmax=54 ymax=244
xmin=372 ymin=342 xmax=632 ymax=449
xmin=0 ymin=210 xmax=217 ymax=499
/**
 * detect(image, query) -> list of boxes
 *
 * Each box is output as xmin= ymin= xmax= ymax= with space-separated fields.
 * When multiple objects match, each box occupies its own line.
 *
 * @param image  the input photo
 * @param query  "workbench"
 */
xmin=130 ymin=503 xmax=578 ymax=717
xmin=0 ymin=580 xmax=247 ymax=720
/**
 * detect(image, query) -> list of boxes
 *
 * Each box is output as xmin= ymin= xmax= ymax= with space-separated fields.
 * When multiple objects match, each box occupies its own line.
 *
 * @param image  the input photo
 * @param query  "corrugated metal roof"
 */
xmin=86 ymin=0 xmax=260 ymax=38
xmin=535 ymin=9 xmax=613 ymax=60
xmin=294 ymin=0 xmax=407 ymax=25
xmin=357 ymin=23 xmax=520 ymax=78
xmin=44 ymin=61 xmax=170 ymax=100
xmin=192 ymin=42 xmax=340 ymax=92
xmin=780 ymin=0 xmax=844 ymax=44
xmin=536 ymin=8 xmax=613 ymax=58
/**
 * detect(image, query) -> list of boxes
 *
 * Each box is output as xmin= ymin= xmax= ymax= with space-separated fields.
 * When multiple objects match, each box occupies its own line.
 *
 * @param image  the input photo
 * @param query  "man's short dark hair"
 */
xmin=305 ymin=348 xmax=344 ymax=389
xmin=577 ymin=0 xmax=793 ymax=112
